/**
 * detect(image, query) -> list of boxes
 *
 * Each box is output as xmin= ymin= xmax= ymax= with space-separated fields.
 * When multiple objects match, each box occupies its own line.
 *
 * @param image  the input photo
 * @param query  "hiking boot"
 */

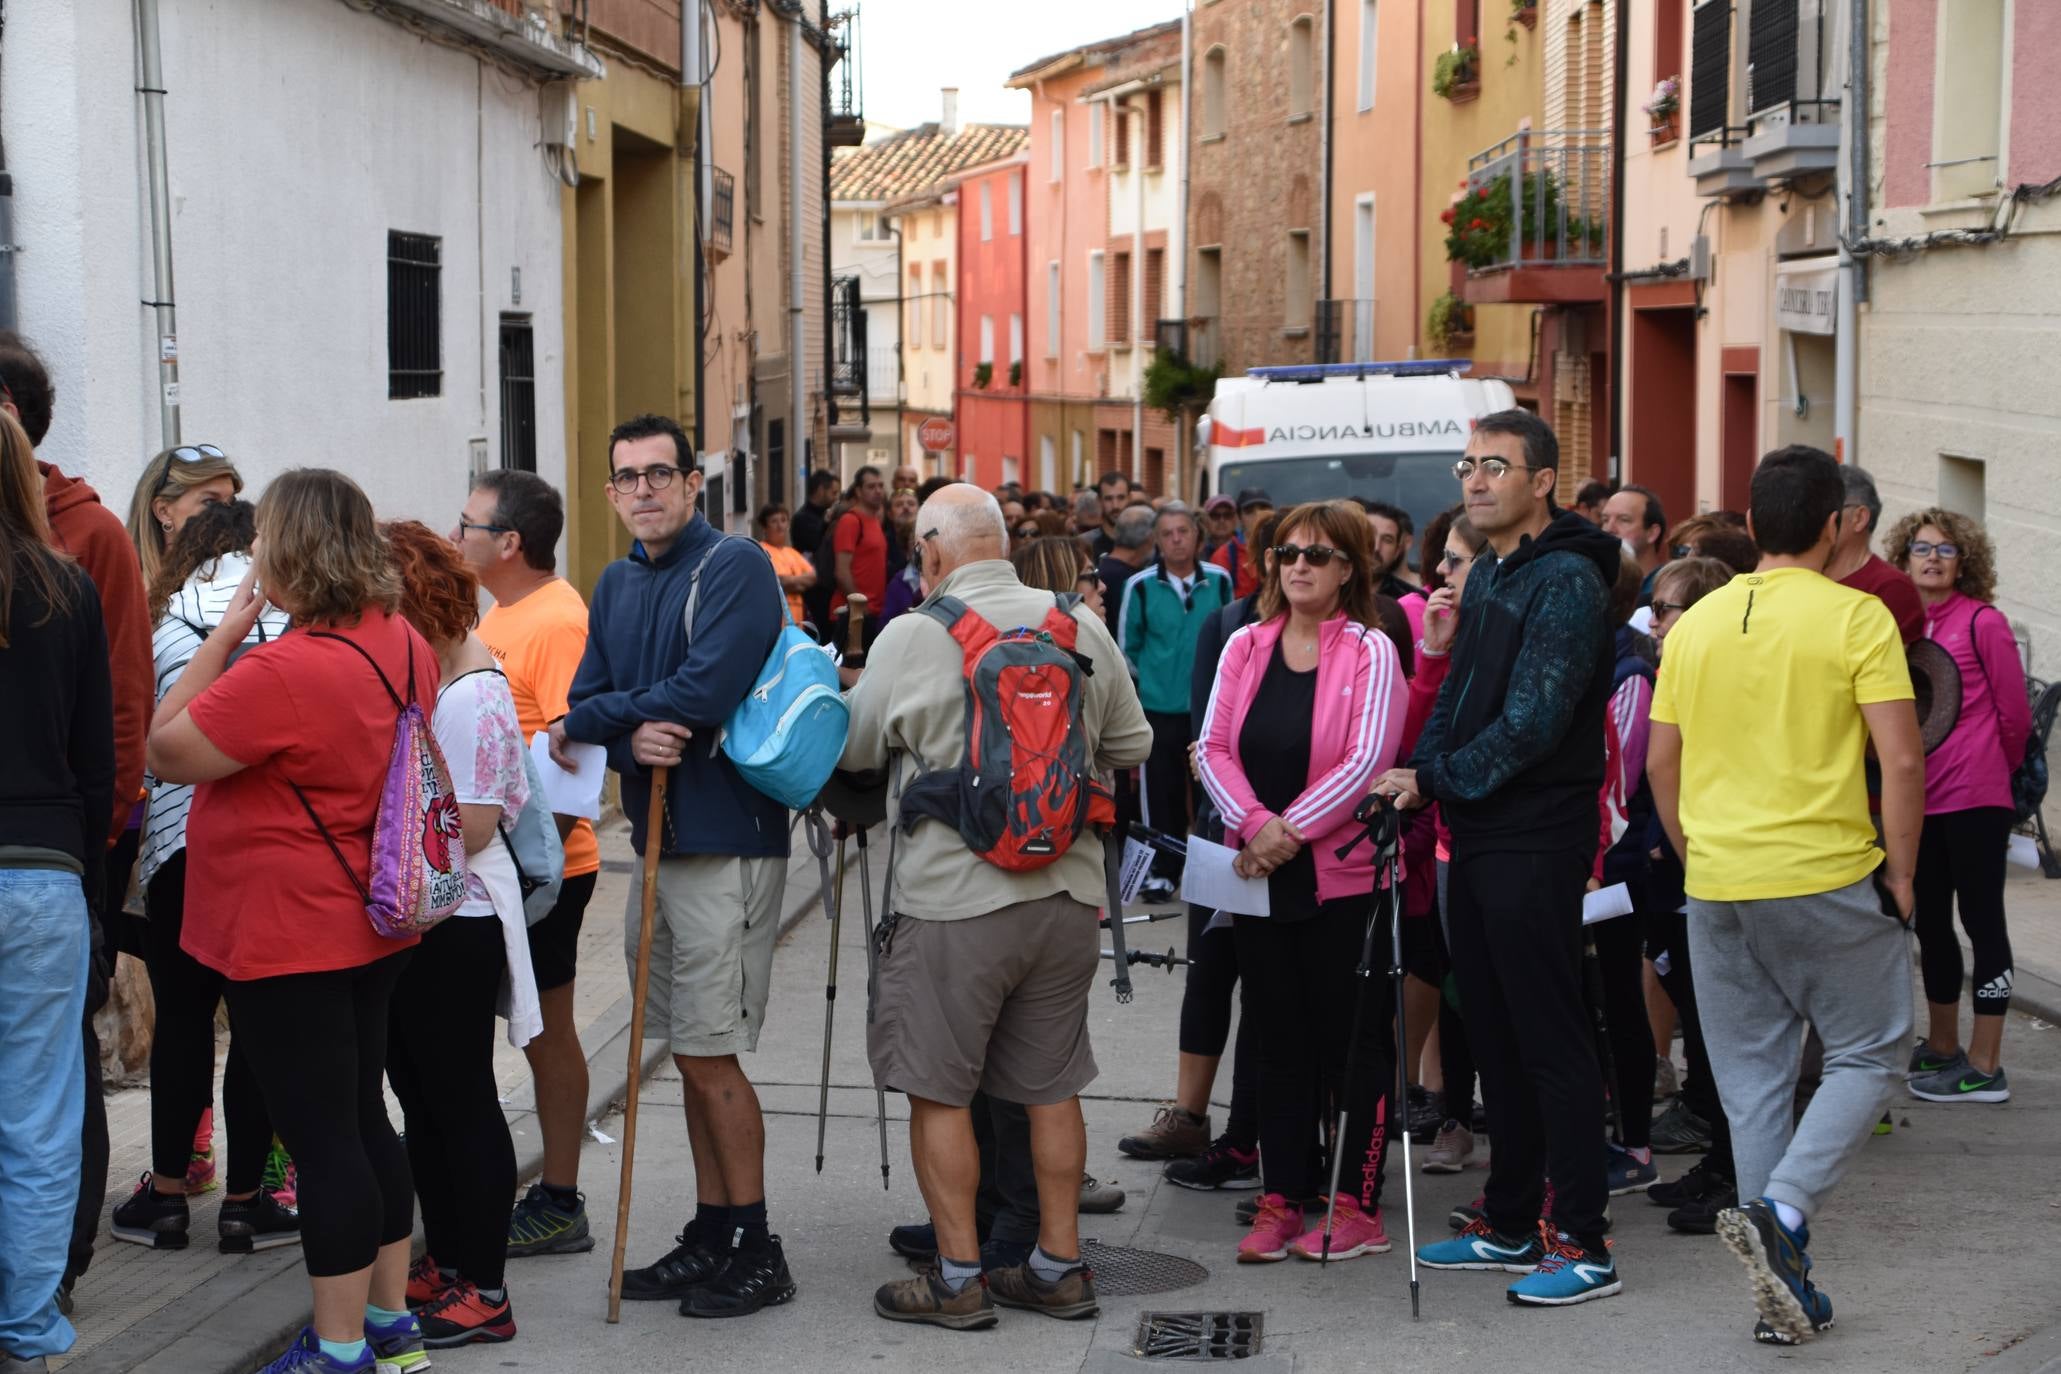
xmin=1421 ymin=1120 xmax=1474 ymax=1174
xmin=988 ymin=1260 xmax=1100 ymax=1319
xmin=1649 ymin=1099 xmax=1712 ymax=1154
xmin=1406 ymin=1085 xmax=1444 ymax=1142
xmin=1653 ymin=1054 xmax=1679 ymax=1102
xmin=1908 ymin=1062 xmax=2010 ymax=1104
xmin=255 ymin=1329 xmax=374 ymax=1373
xmin=1906 ymin=1040 xmax=1967 ymax=1080
xmin=416 ymin=1279 xmax=516 ymax=1348
xmin=219 ymin=1190 xmax=302 ymax=1253
xmin=1289 ymin=1197 xmax=1391 ymax=1261
xmin=1605 ymin=1143 xmax=1658 ymax=1197
xmin=888 ymin=1221 xmax=938 ymax=1263
xmin=1078 ymin=1172 xmax=1126 ymax=1214
xmin=1717 ymin=1198 xmax=1829 ymax=1346
xmin=1417 ymin=1217 xmax=1546 ymax=1273
xmin=1236 ymin=1194 xmax=1305 ymax=1263
xmin=620 ymin=1228 xmax=727 ymax=1301
xmin=1165 ymin=1138 xmax=1260 ymax=1191
xmin=405 ymin=1253 xmax=454 ymax=1310
xmin=111 ymin=1174 xmax=190 ymax=1250
xmin=1507 ymin=1232 xmax=1621 ymax=1307
xmin=505 ymin=1182 xmax=595 ymax=1257
xmin=681 ymin=1234 xmax=796 ymax=1318
xmin=1755 ymin=1303 xmax=1835 ymax=1346
xmin=364 ymin=1307 xmax=431 ymax=1372
xmin=1117 ymin=1104 xmax=1211 ymax=1160
xmin=872 ymin=1270 xmax=997 ymax=1330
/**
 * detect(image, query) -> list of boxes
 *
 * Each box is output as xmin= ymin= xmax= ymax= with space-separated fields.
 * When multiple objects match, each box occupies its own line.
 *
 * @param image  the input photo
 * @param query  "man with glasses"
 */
xmin=551 ymin=413 xmax=797 ymax=1319
xmin=1826 ymin=465 xmax=1922 ymax=645
xmin=451 ymin=470 xmax=605 ymax=1261
xmin=1373 ymin=410 xmax=1626 ymax=1307
xmin=1119 ymin=504 xmax=1231 ymax=848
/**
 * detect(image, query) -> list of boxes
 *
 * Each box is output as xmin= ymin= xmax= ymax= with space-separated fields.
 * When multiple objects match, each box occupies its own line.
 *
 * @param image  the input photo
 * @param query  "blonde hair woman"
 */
xmin=127 ymin=444 xmax=243 ymax=589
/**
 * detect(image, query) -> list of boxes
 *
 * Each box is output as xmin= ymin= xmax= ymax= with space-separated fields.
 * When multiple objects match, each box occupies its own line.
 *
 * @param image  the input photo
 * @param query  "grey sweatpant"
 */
xmin=1688 ymin=874 xmax=1911 ymax=1220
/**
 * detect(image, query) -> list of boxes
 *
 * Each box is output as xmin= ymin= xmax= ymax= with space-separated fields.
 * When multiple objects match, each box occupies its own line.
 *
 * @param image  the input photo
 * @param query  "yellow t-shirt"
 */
xmin=478 ymin=577 xmax=600 ymax=878
xmin=1650 ymin=565 xmax=1913 ymax=902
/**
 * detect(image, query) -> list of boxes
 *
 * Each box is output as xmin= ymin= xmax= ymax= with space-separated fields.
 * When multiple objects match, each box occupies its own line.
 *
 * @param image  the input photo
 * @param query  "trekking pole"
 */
xmin=608 ymin=765 xmax=669 ymax=1323
xmin=1388 ymin=833 xmax=1422 ymax=1319
xmin=1100 ymin=826 xmax=1135 ymax=1002
xmin=814 ymin=817 xmax=848 ymax=1175
xmin=854 ymin=825 xmax=890 ymax=1189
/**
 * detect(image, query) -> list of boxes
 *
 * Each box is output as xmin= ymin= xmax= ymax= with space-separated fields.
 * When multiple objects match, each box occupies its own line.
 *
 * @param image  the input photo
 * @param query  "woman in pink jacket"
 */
xmin=1196 ymin=500 xmax=1407 ymax=1264
xmin=1887 ymin=510 xmax=2030 ymax=1104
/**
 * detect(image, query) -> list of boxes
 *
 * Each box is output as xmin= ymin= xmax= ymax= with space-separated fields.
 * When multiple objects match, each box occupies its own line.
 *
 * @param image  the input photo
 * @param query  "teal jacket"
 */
xmin=1120 ymin=560 xmax=1234 ymax=715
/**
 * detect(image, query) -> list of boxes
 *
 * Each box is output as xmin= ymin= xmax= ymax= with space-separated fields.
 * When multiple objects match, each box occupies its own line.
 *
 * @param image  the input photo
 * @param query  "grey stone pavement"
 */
xmin=53 ymin=819 xmax=2061 ymax=1372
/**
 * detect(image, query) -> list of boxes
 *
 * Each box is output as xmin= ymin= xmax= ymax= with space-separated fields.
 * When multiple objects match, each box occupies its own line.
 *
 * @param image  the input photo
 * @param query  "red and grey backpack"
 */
xmin=897 ymin=593 xmax=1115 ymax=870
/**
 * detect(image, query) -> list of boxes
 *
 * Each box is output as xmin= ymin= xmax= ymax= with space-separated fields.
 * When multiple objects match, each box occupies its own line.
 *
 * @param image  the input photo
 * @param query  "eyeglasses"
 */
xmin=1909 ymin=540 xmax=1960 ymax=560
xmin=1649 ymin=599 xmax=1688 ymax=617
xmin=1452 ymin=457 xmax=1539 ymax=481
xmin=1272 ymin=543 xmax=1347 ymax=569
xmin=457 ymin=520 xmax=512 ymax=537
xmin=609 ymin=464 xmax=681 ymax=494
xmin=1440 ymin=549 xmax=1474 ymax=570
xmin=152 ymin=443 xmax=227 ymax=500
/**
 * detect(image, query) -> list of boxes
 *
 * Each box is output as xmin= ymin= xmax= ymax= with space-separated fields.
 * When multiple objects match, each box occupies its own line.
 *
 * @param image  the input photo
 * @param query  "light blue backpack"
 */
xmin=685 ymin=536 xmax=850 ymax=811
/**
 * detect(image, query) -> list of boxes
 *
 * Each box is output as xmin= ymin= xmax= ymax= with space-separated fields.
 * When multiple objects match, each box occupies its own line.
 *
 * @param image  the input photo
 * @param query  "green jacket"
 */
xmin=1120 ymin=560 xmax=1235 ymax=715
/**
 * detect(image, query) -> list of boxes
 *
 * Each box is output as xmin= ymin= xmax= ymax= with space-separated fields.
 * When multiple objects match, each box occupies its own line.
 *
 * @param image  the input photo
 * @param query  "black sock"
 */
xmin=689 ymin=1202 xmax=733 ymax=1243
xmin=731 ymin=1199 xmax=770 ymax=1245
xmin=540 ymin=1182 xmax=580 ymax=1212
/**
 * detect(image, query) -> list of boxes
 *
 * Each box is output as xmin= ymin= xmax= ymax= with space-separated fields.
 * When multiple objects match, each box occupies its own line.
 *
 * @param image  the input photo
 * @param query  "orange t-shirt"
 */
xmin=761 ymin=540 xmax=814 ymax=625
xmin=479 ymin=577 xmax=600 ymax=878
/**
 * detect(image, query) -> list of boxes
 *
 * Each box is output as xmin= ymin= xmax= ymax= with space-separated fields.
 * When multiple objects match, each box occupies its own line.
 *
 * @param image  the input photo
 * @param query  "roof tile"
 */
xmin=830 ymin=122 xmax=1028 ymax=203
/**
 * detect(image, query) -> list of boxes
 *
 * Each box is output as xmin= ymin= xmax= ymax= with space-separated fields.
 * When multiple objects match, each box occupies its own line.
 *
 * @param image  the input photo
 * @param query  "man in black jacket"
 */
xmin=1374 ymin=409 xmax=1623 ymax=1307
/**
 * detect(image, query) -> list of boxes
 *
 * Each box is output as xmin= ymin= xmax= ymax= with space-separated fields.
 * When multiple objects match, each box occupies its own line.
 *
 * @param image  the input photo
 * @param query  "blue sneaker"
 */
xmin=1717 ymin=1198 xmax=1832 ymax=1345
xmin=1506 ymin=1232 xmax=1621 ymax=1306
xmin=257 ymin=1328 xmax=376 ymax=1373
xmin=1417 ymin=1218 xmax=1546 ymax=1273
xmin=1605 ymin=1143 xmax=1658 ymax=1196
xmin=364 ymin=1309 xmax=432 ymax=1371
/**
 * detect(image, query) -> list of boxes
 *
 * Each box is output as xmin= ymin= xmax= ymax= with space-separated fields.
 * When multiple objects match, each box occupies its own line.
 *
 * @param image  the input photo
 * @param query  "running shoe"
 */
xmin=1288 ymin=1197 xmax=1391 ymax=1261
xmin=1649 ymin=1099 xmax=1712 ymax=1154
xmin=1078 ymin=1172 xmax=1126 ymax=1213
xmin=988 ymin=1259 xmax=1101 ymax=1319
xmin=1507 ymin=1231 xmax=1621 ymax=1306
xmin=620 ymin=1228 xmax=728 ymax=1301
xmin=1421 ymin=1120 xmax=1474 ymax=1174
xmin=1236 ymin=1194 xmax=1306 ymax=1264
xmin=1716 ymin=1198 xmax=1831 ymax=1346
xmin=262 ymin=1137 xmax=298 ymax=1210
xmin=1406 ymin=1085 xmax=1445 ymax=1142
xmin=505 ymin=1183 xmax=594 ymax=1257
xmin=1906 ymin=1040 xmax=1967 ymax=1080
xmin=1647 ymin=1159 xmax=1732 ymax=1210
xmin=1667 ymin=1182 xmax=1737 ymax=1236
xmin=406 ymin=1253 xmax=454 ymax=1310
xmin=111 ymin=1173 xmax=190 ymax=1250
xmin=1233 ymin=1193 xmax=1318 ymax=1226
xmin=1605 ymin=1142 xmax=1658 ymax=1196
xmin=416 ymin=1281 xmax=515 ymax=1348
xmin=255 ymin=1329 xmax=374 ymax=1373
xmin=888 ymin=1221 xmax=938 ymax=1262
xmin=186 ymin=1107 xmax=218 ymax=1194
xmin=1908 ymin=1062 xmax=2010 ymax=1103
xmin=1447 ymin=1195 xmax=1485 ymax=1231
xmin=1165 ymin=1138 xmax=1261 ymax=1191
xmin=219 ymin=1190 xmax=301 ymax=1253
xmin=680 ymin=1234 xmax=797 ymax=1318
xmin=873 ymin=1269 xmax=997 ymax=1330
xmin=363 ymin=1308 xmax=431 ymax=1372
xmin=1754 ymin=1304 xmax=1835 ymax=1346
xmin=1117 ymin=1104 xmax=1211 ymax=1160
xmin=1418 ymin=1217 xmax=1546 ymax=1272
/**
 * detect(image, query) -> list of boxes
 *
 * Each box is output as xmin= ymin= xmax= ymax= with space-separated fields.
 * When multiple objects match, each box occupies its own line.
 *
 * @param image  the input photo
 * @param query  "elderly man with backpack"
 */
xmin=842 ymin=484 xmax=1152 ymax=1331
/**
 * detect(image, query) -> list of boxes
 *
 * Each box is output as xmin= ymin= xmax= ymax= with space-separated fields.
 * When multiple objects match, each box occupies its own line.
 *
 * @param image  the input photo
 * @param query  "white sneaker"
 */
xmin=1421 ymin=1119 xmax=1475 ymax=1174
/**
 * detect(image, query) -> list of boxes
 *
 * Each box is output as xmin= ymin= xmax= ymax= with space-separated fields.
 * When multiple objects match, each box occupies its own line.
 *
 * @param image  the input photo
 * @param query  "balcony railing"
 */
xmin=829 ymin=274 xmax=868 ymax=427
xmin=1314 ymin=299 xmax=1376 ymax=364
xmin=1464 ymin=130 xmax=1611 ymax=271
xmin=866 ymin=352 xmax=900 ymax=403
xmin=825 ymin=5 xmax=865 ymax=148
xmin=708 ymin=168 xmax=735 ymax=258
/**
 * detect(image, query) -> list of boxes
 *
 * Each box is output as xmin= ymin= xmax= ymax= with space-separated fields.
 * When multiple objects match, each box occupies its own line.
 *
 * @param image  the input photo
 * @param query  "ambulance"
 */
xmin=1199 ymin=360 xmax=1517 ymax=542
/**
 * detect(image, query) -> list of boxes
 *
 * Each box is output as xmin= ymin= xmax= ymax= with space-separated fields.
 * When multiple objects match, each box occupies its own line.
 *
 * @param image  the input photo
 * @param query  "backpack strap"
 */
xmin=305 ymin=629 xmax=410 ymax=712
xmin=288 ymin=627 xmax=416 ymax=907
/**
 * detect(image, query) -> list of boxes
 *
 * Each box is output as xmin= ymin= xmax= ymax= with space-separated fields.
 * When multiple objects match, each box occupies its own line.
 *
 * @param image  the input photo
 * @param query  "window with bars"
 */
xmin=388 ymin=231 xmax=442 ymax=399
xmin=498 ymin=315 xmax=535 ymax=471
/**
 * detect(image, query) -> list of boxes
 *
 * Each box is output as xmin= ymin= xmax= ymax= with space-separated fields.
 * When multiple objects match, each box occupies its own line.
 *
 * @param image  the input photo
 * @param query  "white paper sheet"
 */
xmin=1582 ymin=881 xmax=1635 ymax=926
xmin=530 ymin=730 xmax=606 ymax=820
xmin=1118 ymin=838 xmax=1157 ymax=905
xmin=1179 ymin=834 xmax=1271 ymax=918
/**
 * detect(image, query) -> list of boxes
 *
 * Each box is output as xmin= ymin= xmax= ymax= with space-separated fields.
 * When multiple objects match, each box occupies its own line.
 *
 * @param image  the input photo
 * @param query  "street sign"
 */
xmin=917 ymin=417 xmax=955 ymax=452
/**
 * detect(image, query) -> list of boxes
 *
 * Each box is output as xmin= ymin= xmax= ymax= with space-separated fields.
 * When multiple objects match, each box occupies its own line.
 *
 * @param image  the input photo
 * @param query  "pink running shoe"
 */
xmin=185 ymin=1107 xmax=218 ymax=1194
xmin=1237 ymin=1193 xmax=1305 ymax=1264
xmin=1290 ymin=1196 xmax=1392 ymax=1261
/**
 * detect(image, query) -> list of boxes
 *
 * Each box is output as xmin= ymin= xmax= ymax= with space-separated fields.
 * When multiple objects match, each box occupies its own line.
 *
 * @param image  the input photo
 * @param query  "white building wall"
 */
xmin=4 ymin=0 xmax=567 ymax=539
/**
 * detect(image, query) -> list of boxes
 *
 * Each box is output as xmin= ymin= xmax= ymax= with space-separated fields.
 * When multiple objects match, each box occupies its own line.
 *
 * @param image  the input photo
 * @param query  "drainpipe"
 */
xmin=1606 ymin=0 xmax=1628 ymax=477
xmin=1131 ymin=94 xmax=1145 ymax=485
xmin=1177 ymin=7 xmax=1194 ymax=496
xmin=684 ymin=0 xmax=708 ymax=457
xmin=1833 ymin=0 xmax=1865 ymax=460
xmin=135 ymin=0 xmax=180 ymax=447
xmin=789 ymin=8 xmax=807 ymax=496
xmin=1319 ymin=0 xmax=1333 ymax=304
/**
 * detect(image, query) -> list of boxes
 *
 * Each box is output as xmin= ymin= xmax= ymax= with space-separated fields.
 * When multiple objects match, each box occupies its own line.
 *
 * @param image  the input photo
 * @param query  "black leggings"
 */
xmin=143 ymin=853 xmax=273 ymax=1192
xmin=387 ymin=916 xmax=515 ymax=1291
xmin=227 ymin=949 xmax=414 ymax=1277
xmin=1236 ymin=900 xmax=1394 ymax=1207
xmin=1647 ymin=909 xmax=1734 ymax=1178
xmin=1914 ymin=806 xmax=2015 ymax=1014
xmin=1176 ymin=905 xmax=1260 ymax=1150
xmin=1433 ymin=862 xmax=1477 ymax=1120
xmin=1591 ymin=913 xmax=1657 ymax=1150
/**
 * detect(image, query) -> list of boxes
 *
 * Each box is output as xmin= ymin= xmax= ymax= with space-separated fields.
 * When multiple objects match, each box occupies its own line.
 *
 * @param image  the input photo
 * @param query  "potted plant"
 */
xmin=1432 ymin=38 xmax=1481 ymax=102
xmin=1441 ymin=170 xmax=1564 ymax=269
xmin=1511 ymin=0 xmax=1538 ymax=28
xmin=1426 ymin=291 xmax=1474 ymax=352
xmin=972 ymin=361 xmax=993 ymax=389
xmin=1008 ymin=360 xmax=1022 ymax=387
xmin=1143 ymin=347 xmax=1225 ymax=422
xmin=1644 ymin=76 xmax=1681 ymax=144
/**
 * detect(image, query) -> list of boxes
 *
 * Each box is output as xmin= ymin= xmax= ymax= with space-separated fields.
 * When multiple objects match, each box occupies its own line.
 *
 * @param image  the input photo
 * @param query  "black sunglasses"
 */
xmin=1272 ymin=543 xmax=1347 ymax=569
xmin=152 ymin=444 xmax=227 ymax=501
xmin=1649 ymin=599 xmax=1687 ymax=616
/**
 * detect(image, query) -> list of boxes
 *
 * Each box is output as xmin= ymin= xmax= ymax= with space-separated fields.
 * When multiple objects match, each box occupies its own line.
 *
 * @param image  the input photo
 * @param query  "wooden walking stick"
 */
xmin=608 ymin=765 xmax=670 ymax=1323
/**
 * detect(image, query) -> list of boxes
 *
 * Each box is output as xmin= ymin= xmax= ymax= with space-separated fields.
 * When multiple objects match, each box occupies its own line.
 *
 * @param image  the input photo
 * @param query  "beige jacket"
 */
xmin=840 ymin=559 xmax=1154 ymax=920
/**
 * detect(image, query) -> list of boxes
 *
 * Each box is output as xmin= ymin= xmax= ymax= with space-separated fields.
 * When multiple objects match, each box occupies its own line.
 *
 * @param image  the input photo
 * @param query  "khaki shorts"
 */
xmin=625 ymin=854 xmax=786 ymax=1057
xmin=866 ymin=895 xmax=1100 ymax=1108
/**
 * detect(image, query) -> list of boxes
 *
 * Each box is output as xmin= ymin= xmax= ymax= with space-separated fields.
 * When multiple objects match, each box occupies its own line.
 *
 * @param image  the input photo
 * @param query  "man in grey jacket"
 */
xmin=841 ymin=485 xmax=1151 ymax=1331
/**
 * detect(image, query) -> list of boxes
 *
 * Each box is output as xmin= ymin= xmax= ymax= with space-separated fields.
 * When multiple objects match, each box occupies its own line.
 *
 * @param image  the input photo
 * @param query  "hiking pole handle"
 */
xmin=609 ymin=765 xmax=669 ymax=1323
xmin=842 ymin=593 xmax=869 ymax=669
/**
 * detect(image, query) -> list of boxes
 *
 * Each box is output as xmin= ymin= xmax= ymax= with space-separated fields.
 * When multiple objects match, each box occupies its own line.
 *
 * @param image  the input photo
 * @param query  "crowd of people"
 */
xmin=0 ymin=306 xmax=2037 ymax=1368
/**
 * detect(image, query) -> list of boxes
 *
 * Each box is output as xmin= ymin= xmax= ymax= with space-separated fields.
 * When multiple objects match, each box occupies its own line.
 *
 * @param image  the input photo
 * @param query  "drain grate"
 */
xmin=1132 ymin=1311 xmax=1264 ymax=1360
xmin=1081 ymin=1239 xmax=1210 ymax=1296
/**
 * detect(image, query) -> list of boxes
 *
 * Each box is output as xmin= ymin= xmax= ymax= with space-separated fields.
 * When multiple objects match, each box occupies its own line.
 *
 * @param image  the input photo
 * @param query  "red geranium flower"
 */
xmin=1440 ymin=207 xmax=1456 ymax=223
xmin=1476 ymin=186 xmax=1490 ymax=199
xmin=1468 ymin=218 xmax=1488 ymax=230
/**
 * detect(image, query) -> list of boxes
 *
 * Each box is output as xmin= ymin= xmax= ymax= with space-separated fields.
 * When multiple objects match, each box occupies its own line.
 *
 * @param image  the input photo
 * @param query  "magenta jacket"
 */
xmin=1922 ymin=591 xmax=2032 ymax=816
xmin=1196 ymin=613 xmax=1406 ymax=905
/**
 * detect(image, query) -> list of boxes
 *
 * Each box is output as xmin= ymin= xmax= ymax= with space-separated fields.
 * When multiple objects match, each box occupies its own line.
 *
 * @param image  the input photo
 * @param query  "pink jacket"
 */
xmin=1922 ymin=592 xmax=2032 ymax=816
xmin=1196 ymin=614 xmax=1406 ymax=905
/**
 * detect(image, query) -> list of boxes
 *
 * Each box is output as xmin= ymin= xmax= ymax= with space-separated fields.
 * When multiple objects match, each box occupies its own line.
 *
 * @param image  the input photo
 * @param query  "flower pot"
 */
xmin=1443 ymin=78 xmax=1481 ymax=103
xmin=1513 ymin=4 xmax=1538 ymax=28
xmin=1649 ymin=114 xmax=1679 ymax=146
xmin=1520 ymin=239 xmax=1560 ymax=263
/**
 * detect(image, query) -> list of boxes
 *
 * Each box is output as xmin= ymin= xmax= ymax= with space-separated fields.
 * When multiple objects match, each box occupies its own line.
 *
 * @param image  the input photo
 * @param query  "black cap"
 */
xmin=1236 ymin=488 xmax=1274 ymax=512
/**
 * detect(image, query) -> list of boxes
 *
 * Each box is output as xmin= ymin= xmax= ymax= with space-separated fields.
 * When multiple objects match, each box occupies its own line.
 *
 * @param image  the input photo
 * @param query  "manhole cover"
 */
xmin=1082 ymin=1239 xmax=1209 ymax=1296
xmin=1132 ymin=1311 xmax=1264 ymax=1360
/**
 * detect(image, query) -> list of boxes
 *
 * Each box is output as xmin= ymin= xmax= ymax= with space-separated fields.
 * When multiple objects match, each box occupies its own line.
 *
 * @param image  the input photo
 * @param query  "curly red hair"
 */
xmin=382 ymin=519 xmax=480 ymax=647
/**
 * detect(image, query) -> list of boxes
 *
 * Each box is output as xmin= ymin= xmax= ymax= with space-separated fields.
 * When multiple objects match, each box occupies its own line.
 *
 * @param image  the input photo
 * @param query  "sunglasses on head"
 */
xmin=1272 ymin=543 xmax=1346 ymax=569
xmin=152 ymin=444 xmax=227 ymax=501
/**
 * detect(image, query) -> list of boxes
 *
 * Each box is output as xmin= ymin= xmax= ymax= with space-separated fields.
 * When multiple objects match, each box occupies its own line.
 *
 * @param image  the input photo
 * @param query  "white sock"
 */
xmin=1771 ymin=1200 xmax=1806 ymax=1233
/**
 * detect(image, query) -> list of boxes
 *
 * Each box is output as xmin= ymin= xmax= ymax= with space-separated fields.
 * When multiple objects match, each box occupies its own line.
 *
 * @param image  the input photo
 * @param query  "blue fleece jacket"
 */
xmin=564 ymin=513 xmax=789 ymax=858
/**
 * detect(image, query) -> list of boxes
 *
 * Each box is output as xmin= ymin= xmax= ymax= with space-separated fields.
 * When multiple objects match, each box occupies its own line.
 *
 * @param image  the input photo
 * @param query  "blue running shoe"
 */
xmin=1507 ymin=1232 xmax=1621 ymax=1306
xmin=1716 ymin=1198 xmax=1830 ymax=1345
xmin=257 ymin=1328 xmax=376 ymax=1373
xmin=1417 ymin=1218 xmax=1546 ymax=1273
xmin=365 ymin=1309 xmax=432 ymax=1372
xmin=1605 ymin=1143 xmax=1658 ymax=1196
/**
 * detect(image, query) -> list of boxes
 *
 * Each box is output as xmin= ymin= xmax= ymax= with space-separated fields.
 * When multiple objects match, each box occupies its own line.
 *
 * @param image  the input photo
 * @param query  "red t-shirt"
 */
xmin=1210 ymin=538 xmax=1263 ymax=600
xmin=1839 ymin=554 xmax=1924 ymax=645
xmin=182 ymin=607 xmax=441 ymax=981
xmin=831 ymin=508 xmax=888 ymax=613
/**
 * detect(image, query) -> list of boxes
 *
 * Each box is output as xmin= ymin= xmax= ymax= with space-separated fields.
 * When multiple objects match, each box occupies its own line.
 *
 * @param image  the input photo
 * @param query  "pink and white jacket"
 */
xmin=1196 ymin=613 xmax=1406 ymax=906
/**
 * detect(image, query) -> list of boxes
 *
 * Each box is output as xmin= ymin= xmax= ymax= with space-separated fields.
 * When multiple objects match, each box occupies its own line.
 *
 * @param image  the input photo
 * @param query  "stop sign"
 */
xmin=917 ymin=417 xmax=955 ymax=452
